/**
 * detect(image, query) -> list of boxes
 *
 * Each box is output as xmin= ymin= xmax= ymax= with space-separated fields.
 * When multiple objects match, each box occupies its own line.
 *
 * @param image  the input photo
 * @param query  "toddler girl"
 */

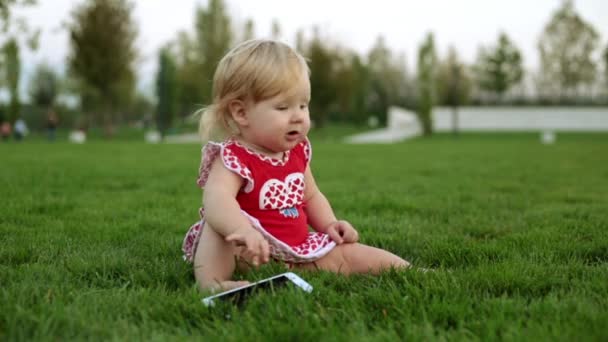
xmin=182 ymin=39 xmax=410 ymax=291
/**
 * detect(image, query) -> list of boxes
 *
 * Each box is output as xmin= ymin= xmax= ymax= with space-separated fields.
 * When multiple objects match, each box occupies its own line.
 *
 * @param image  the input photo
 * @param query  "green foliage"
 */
xmin=538 ymin=0 xmax=600 ymax=100
xmin=0 ymin=0 xmax=36 ymax=33
xmin=2 ymin=38 xmax=20 ymax=123
xmin=0 ymin=0 xmax=37 ymax=124
xmin=307 ymin=29 xmax=336 ymax=127
xmin=28 ymin=63 xmax=58 ymax=108
xmin=473 ymin=32 xmax=523 ymax=101
xmin=332 ymin=53 xmax=369 ymax=124
xmin=67 ymin=0 xmax=137 ymax=131
xmin=437 ymin=47 xmax=472 ymax=135
xmin=242 ymin=19 xmax=255 ymax=42
xmin=437 ymin=47 xmax=471 ymax=107
xmin=172 ymin=32 xmax=201 ymax=118
xmin=155 ymin=47 xmax=177 ymax=137
xmin=1 ymin=133 xmax=608 ymax=340
xmin=417 ymin=33 xmax=436 ymax=135
xmin=123 ymin=92 xmax=153 ymax=126
xmin=367 ymin=36 xmax=412 ymax=124
xmin=170 ymin=0 xmax=232 ymax=119
xmin=194 ymin=0 xmax=232 ymax=105
xmin=303 ymin=33 xmax=410 ymax=127
xmin=603 ymin=43 xmax=608 ymax=92
xmin=271 ymin=19 xmax=281 ymax=40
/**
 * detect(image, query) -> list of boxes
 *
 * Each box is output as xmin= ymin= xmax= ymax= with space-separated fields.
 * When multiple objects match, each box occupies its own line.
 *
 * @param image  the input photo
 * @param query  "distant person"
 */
xmin=1 ymin=121 xmax=11 ymax=142
xmin=181 ymin=39 xmax=410 ymax=291
xmin=13 ymin=118 xmax=28 ymax=141
xmin=46 ymin=109 xmax=59 ymax=141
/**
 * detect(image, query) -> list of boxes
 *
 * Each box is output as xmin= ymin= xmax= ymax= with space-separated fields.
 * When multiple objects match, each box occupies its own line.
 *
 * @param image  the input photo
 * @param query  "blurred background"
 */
xmin=0 ymin=0 xmax=607 ymax=141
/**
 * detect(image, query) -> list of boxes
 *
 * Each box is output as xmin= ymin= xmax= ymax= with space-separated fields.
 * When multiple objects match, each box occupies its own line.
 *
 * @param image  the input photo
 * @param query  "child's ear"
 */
xmin=228 ymin=99 xmax=249 ymax=126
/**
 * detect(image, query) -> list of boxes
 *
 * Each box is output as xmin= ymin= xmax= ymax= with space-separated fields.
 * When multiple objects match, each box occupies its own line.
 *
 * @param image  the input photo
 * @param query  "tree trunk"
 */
xmin=103 ymin=111 xmax=115 ymax=137
xmin=451 ymin=105 xmax=459 ymax=136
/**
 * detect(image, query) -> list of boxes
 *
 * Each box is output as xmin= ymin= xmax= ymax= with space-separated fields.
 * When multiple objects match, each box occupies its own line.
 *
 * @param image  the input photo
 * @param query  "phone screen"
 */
xmin=202 ymin=274 xmax=291 ymax=307
xmin=202 ymin=272 xmax=313 ymax=307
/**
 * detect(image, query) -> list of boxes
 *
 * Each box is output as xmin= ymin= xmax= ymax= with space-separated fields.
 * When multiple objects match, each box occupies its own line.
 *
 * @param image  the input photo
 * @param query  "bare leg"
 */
xmin=193 ymin=222 xmax=250 ymax=291
xmin=294 ymin=243 xmax=410 ymax=275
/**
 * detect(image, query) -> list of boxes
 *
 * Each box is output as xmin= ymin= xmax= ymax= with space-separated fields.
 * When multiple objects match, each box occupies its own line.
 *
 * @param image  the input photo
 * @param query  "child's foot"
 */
xmin=209 ymin=280 xmax=251 ymax=293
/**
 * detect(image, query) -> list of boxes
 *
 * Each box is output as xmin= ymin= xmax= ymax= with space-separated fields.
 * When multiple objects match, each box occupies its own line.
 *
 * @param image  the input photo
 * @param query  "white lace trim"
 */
xmin=231 ymin=140 xmax=291 ymax=166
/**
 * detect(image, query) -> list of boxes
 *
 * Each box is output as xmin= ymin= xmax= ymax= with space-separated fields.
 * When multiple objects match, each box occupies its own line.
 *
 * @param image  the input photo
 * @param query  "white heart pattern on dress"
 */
xmin=259 ymin=173 xmax=305 ymax=210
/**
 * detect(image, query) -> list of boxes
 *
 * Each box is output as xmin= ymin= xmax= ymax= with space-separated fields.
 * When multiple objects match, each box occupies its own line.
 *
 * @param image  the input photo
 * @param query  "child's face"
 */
xmin=242 ymin=74 xmax=311 ymax=154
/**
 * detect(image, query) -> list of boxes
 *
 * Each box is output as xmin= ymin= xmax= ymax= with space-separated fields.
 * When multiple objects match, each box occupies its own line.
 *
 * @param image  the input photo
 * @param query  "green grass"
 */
xmin=1 ymin=132 xmax=607 ymax=341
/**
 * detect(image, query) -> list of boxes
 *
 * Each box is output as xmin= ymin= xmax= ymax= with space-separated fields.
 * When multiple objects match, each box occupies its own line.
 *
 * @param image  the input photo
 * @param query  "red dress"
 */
xmin=182 ymin=138 xmax=335 ymax=263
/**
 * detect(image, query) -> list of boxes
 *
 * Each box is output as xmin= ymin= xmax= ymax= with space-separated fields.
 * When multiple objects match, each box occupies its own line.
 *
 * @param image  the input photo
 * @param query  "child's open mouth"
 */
xmin=286 ymin=130 xmax=300 ymax=141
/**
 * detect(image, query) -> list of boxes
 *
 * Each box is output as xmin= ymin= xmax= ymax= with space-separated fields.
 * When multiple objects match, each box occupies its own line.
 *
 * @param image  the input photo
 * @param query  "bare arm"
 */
xmin=202 ymin=157 xmax=253 ymax=236
xmin=202 ymin=157 xmax=269 ymax=265
xmin=303 ymin=165 xmax=337 ymax=232
xmin=303 ymin=166 xmax=359 ymax=244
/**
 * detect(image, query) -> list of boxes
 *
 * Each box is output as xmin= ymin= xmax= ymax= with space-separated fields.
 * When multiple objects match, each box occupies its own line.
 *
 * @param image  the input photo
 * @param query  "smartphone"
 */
xmin=202 ymin=272 xmax=313 ymax=307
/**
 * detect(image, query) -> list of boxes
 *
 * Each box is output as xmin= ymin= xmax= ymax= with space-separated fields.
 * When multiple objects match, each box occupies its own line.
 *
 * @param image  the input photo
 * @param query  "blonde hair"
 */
xmin=197 ymin=39 xmax=309 ymax=142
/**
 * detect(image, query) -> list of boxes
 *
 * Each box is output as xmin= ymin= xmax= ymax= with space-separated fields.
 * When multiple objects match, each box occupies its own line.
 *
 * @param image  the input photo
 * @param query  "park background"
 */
xmin=1 ymin=0 xmax=607 ymax=340
xmin=0 ymin=0 xmax=607 ymax=137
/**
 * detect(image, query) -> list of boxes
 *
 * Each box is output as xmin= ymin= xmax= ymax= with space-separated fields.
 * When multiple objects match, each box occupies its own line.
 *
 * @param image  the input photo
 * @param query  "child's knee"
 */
xmin=192 ymin=225 xmax=240 ymax=286
xmin=324 ymin=244 xmax=355 ymax=274
xmin=340 ymin=243 xmax=362 ymax=267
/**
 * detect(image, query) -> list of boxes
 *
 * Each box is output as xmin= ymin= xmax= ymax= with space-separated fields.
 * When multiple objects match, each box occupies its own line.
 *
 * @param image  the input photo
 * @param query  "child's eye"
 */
xmin=300 ymin=104 xmax=308 ymax=110
xmin=276 ymin=106 xmax=288 ymax=111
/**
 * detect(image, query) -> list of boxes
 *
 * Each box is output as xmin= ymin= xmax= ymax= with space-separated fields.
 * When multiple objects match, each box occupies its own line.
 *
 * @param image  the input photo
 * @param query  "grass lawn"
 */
xmin=1 ymin=132 xmax=607 ymax=340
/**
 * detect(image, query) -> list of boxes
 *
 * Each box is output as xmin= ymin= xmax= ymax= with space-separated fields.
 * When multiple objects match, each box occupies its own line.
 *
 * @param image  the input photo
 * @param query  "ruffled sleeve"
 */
xmin=302 ymin=137 xmax=312 ymax=165
xmin=196 ymin=142 xmax=255 ymax=193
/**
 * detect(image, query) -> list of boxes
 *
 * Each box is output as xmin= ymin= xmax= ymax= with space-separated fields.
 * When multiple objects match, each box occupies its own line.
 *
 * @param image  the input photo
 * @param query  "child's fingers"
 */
xmin=261 ymin=239 xmax=270 ymax=263
xmin=246 ymin=237 xmax=264 ymax=267
xmin=326 ymin=226 xmax=343 ymax=244
xmin=254 ymin=238 xmax=270 ymax=265
xmin=226 ymin=232 xmax=269 ymax=265
xmin=345 ymin=230 xmax=359 ymax=242
xmin=225 ymin=234 xmax=246 ymax=246
xmin=337 ymin=221 xmax=358 ymax=242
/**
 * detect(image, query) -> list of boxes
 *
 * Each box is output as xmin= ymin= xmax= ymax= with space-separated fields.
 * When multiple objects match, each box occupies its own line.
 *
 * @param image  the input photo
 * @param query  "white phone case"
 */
xmin=202 ymin=272 xmax=313 ymax=307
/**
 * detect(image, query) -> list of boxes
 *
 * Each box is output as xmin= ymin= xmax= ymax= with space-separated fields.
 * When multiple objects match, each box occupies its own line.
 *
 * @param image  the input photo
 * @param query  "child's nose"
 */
xmin=291 ymin=108 xmax=305 ymax=122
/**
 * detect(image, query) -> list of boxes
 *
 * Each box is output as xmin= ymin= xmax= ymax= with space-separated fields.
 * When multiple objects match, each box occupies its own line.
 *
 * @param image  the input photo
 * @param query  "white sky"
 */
xmin=12 ymin=0 xmax=608 ymax=97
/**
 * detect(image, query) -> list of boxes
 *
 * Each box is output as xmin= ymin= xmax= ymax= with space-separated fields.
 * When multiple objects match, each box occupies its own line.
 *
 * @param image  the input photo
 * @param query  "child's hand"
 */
xmin=225 ymin=228 xmax=270 ymax=267
xmin=325 ymin=220 xmax=359 ymax=244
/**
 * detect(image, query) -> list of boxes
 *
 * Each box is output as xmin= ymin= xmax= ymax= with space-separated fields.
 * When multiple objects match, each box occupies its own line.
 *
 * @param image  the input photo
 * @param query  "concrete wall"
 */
xmin=433 ymin=107 xmax=608 ymax=132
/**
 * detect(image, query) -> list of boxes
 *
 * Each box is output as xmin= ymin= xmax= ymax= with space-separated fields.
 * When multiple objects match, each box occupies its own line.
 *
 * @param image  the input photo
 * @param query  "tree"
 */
xmin=67 ymin=0 xmax=137 ymax=134
xmin=271 ymin=19 xmax=281 ymax=40
xmin=437 ymin=46 xmax=472 ymax=135
xmin=173 ymin=31 xmax=201 ymax=118
xmin=295 ymin=30 xmax=306 ymax=54
xmin=307 ymin=28 xmax=336 ymax=127
xmin=473 ymin=32 xmax=523 ymax=102
xmin=28 ymin=62 xmax=58 ymax=110
xmin=171 ymin=0 xmax=232 ymax=118
xmin=195 ymin=0 xmax=233 ymax=105
xmin=1 ymin=0 xmax=36 ymax=26
xmin=242 ymin=18 xmax=255 ymax=42
xmin=365 ymin=36 xmax=411 ymax=125
xmin=332 ymin=50 xmax=367 ymax=124
xmin=0 ymin=0 xmax=39 ymax=51
xmin=416 ymin=32 xmax=437 ymax=136
xmin=350 ymin=55 xmax=371 ymax=124
xmin=367 ymin=36 xmax=391 ymax=124
xmin=603 ymin=43 xmax=608 ymax=98
xmin=538 ymin=0 xmax=600 ymax=101
xmin=155 ymin=47 xmax=177 ymax=138
xmin=0 ymin=0 xmax=38 ymax=124
xmin=2 ymin=38 xmax=20 ymax=123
